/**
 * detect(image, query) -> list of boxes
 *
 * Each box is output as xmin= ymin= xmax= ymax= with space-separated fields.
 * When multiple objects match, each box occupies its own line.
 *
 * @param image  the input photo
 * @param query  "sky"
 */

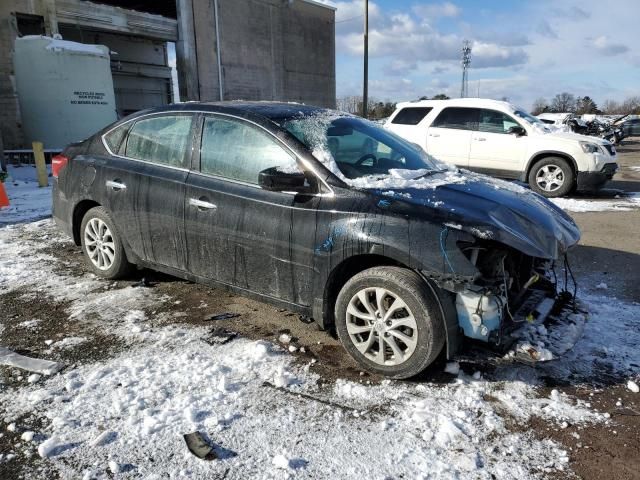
xmin=318 ymin=0 xmax=639 ymax=110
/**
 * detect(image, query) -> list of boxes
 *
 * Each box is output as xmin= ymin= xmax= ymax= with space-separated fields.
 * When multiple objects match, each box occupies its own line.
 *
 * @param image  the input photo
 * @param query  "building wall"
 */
xmin=186 ymin=0 xmax=336 ymax=108
xmin=1 ymin=0 xmax=336 ymax=149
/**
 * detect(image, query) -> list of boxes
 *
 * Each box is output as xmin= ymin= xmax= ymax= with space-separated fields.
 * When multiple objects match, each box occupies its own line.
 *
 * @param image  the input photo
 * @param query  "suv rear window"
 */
xmin=391 ymin=107 xmax=433 ymax=125
xmin=431 ymin=107 xmax=479 ymax=130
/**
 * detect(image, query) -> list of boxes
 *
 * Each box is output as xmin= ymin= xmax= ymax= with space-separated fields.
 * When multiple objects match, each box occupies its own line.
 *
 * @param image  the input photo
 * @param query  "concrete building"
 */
xmin=0 ymin=0 xmax=335 ymax=149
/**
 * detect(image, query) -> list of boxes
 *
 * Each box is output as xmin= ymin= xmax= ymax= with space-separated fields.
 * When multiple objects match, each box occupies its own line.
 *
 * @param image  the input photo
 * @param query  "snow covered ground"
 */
xmin=0 ymin=165 xmax=52 ymax=225
xmin=1 ymin=223 xmax=639 ymax=478
xmin=1 ymin=164 xmax=639 ymax=478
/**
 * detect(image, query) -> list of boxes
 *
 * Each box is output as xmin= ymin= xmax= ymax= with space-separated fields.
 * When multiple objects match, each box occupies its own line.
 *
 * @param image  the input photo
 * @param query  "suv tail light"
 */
xmin=52 ymin=154 xmax=68 ymax=178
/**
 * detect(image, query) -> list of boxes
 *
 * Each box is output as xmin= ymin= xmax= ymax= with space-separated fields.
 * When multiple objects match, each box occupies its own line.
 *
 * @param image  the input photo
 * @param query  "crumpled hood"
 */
xmin=375 ymin=173 xmax=581 ymax=260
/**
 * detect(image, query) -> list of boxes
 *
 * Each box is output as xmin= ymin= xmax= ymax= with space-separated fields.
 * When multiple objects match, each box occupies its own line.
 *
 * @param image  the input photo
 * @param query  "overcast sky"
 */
xmin=318 ymin=0 xmax=639 ymax=110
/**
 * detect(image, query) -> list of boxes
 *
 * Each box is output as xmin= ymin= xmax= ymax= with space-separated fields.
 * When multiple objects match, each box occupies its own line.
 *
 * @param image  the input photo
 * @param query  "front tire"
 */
xmin=334 ymin=267 xmax=445 ymax=379
xmin=80 ymin=206 xmax=133 ymax=279
xmin=528 ymin=156 xmax=574 ymax=198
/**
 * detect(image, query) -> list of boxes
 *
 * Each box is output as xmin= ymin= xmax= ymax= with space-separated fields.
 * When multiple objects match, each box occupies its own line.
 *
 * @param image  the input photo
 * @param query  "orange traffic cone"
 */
xmin=0 ymin=181 xmax=9 ymax=208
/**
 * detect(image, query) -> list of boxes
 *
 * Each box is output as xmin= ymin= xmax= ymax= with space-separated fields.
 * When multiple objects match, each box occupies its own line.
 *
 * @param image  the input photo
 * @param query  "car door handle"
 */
xmin=428 ymin=133 xmax=440 ymax=137
xmin=106 ymin=180 xmax=126 ymax=191
xmin=474 ymin=137 xmax=487 ymax=141
xmin=189 ymin=198 xmax=217 ymax=211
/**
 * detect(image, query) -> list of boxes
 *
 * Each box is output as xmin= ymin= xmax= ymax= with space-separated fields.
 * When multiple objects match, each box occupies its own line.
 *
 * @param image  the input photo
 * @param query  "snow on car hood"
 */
xmin=374 ymin=171 xmax=581 ymax=260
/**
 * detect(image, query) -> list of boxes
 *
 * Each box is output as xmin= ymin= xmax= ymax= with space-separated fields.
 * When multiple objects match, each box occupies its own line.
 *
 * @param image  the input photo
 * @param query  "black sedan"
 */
xmin=52 ymin=102 xmax=580 ymax=378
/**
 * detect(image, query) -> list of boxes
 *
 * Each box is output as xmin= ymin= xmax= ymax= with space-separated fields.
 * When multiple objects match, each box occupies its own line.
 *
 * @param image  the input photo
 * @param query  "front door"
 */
xmin=184 ymin=114 xmax=318 ymax=305
xmin=468 ymin=109 xmax=527 ymax=178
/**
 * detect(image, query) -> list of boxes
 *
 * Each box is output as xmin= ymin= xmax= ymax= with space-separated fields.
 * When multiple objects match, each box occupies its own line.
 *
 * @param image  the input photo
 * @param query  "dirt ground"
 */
xmin=1 ymin=139 xmax=639 ymax=479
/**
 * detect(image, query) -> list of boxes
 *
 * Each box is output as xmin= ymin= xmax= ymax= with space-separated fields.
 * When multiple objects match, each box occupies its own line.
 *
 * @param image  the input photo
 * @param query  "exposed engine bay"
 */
xmin=453 ymin=239 xmax=583 ymax=362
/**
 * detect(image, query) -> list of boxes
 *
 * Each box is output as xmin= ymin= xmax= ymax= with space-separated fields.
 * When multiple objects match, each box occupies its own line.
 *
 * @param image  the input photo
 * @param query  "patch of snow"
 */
xmin=27 ymin=374 xmax=42 ymax=383
xmin=444 ymin=361 xmax=460 ymax=375
xmin=628 ymin=380 xmax=639 ymax=393
xmin=51 ymin=337 xmax=87 ymax=350
xmin=551 ymin=193 xmax=640 ymax=212
xmin=21 ymin=431 xmax=34 ymax=442
xmin=595 ymin=282 xmax=608 ymax=290
xmin=0 ymin=166 xmax=52 ymax=224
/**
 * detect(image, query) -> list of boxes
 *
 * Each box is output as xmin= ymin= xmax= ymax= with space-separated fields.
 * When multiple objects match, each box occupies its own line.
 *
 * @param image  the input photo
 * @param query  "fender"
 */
xmin=520 ymin=150 xmax=578 ymax=183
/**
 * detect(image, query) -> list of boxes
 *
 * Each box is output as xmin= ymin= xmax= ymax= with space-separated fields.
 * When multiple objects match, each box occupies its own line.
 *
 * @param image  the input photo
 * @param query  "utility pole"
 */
xmin=460 ymin=40 xmax=471 ymax=98
xmin=362 ymin=0 xmax=368 ymax=118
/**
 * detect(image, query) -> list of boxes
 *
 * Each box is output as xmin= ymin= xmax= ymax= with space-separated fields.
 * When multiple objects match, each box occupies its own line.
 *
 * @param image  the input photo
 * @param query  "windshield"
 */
xmin=281 ymin=114 xmax=441 ymax=180
xmin=513 ymin=109 xmax=543 ymax=125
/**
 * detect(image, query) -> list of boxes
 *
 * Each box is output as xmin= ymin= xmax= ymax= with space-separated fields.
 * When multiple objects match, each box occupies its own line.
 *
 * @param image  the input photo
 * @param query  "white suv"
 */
xmin=385 ymin=98 xmax=618 ymax=197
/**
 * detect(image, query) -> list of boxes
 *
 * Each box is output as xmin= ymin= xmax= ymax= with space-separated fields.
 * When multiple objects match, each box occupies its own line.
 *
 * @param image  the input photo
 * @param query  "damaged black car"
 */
xmin=52 ymin=102 xmax=581 ymax=378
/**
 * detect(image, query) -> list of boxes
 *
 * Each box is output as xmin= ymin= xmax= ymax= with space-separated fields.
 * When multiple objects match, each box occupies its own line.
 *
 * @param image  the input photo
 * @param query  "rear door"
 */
xmin=468 ymin=109 xmax=527 ymax=178
xmin=184 ymin=114 xmax=318 ymax=305
xmin=425 ymin=107 xmax=477 ymax=167
xmin=101 ymin=113 xmax=194 ymax=271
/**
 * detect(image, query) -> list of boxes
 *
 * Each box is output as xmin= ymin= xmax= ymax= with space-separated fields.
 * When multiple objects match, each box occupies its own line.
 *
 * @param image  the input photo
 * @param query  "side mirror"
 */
xmin=507 ymin=125 xmax=526 ymax=137
xmin=258 ymin=167 xmax=310 ymax=193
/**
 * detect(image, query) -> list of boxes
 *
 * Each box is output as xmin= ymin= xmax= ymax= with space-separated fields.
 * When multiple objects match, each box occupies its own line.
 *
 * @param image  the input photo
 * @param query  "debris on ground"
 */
xmin=278 ymin=333 xmax=292 ymax=344
xmin=298 ymin=315 xmax=314 ymax=324
xmin=132 ymin=277 xmax=155 ymax=288
xmin=202 ymin=328 xmax=238 ymax=345
xmin=205 ymin=312 xmax=241 ymax=321
xmin=0 ymin=346 xmax=63 ymax=375
xmin=183 ymin=431 xmax=218 ymax=461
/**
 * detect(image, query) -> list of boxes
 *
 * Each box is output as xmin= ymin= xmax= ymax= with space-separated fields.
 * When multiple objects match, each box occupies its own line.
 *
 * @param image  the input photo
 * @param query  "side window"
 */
xmin=103 ymin=124 xmax=129 ymax=154
xmin=478 ymin=109 xmax=520 ymax=134
xmin=200 ymin=116 xmax=300 ymax=184
xmin=124 ymin=115 xmax=193 ymax=168
xmin=431 ymin=107 xmax=479 ymax=131
xmin=391 ymin=107 xmax=433 ymax=125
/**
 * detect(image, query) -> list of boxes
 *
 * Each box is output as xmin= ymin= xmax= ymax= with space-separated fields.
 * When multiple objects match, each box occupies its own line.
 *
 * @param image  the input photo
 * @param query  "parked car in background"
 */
xmin=385 ymin=98 xmax=618 ymax=197
xmin=52 ymin=102 xmax=581 ymax=378
xmin=620 ymin=117 xmax=640 ymax=137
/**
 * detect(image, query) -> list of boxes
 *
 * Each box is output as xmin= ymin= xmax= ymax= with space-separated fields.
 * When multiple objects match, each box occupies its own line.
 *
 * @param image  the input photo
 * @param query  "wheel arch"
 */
xmin=522 ymin=151 xmax=578 ymax=184
xmin=72 ymin=199 xmax=101 ymax=246
xmin=318 ymin=254 xmax=460 ymax=359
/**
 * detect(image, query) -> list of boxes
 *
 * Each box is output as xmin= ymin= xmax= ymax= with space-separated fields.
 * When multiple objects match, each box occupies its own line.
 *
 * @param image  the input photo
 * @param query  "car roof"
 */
xmin=394 ymin=98 xmax=515 ymax=111
xmin=139 ymin=101 xmax=328 ymax=123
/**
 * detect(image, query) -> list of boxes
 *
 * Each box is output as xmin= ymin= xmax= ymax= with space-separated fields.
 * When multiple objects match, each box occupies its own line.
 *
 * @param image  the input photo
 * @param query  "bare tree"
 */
xmin=550 ymin=92 xmax=576 ymax=113
xmin=601 ymin=99 xmax=621 ymax=115
xmin=531 ymin=97 xmax=548 ymax=115
xmin=621 ymin=96 xmax=640 ymax=114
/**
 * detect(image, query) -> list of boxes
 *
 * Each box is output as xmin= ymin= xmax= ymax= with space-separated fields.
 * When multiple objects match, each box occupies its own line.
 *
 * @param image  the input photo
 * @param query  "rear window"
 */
xmin=103 ymin=124 xmax=129 ymax=154
xmin=391 ymin=107 xmax=433 ymax=125
xmin=431 ymin=107 xmax=479 ymax=131
xmin=124 ymin=115 xmax=193 ymax=168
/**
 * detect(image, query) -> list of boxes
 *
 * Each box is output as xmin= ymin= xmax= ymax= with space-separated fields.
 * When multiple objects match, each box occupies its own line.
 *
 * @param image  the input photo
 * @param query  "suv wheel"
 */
xmin=528 ymin=157 xmax=574 ymax=197
xmin=80 ymin=206 xmax=133 ymax=279
xmin=334 ymin=267 xmax=445 ymax=379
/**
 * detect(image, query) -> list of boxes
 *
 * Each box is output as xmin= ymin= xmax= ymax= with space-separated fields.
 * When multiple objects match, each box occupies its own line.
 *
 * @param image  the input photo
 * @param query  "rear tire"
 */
xmin=334 ymin=267 xmax=445 ymax=379
xmin=80 ymin=206 xmax=133 ymax=279
xmin=528 ymin=157 xmax=574 ymax=198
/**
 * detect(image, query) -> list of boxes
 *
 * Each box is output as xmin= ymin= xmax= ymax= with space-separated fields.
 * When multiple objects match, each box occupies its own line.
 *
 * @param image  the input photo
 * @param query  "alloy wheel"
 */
xmin=345 ymin=287 xmax=418 ymax=366
xmin=84 ymin=218 xmax=116 ymax=271
xmin=535 ymin=164 xmax=565 ymax=192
